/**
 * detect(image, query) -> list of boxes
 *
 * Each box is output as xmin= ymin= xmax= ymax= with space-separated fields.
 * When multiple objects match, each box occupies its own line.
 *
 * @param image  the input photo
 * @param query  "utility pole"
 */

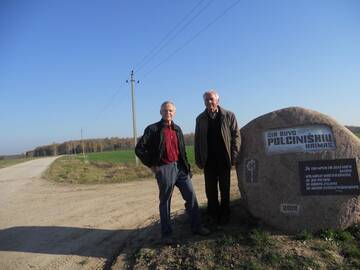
xmin=81 ymin=128 xmax=85 ymax=160
xmin=127 ymin=70 xmax=139 ymax=165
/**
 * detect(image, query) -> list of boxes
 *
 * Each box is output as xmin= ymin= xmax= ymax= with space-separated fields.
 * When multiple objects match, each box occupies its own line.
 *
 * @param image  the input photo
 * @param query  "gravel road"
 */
xmin=0 ymin=157 xmax=239 ymax=270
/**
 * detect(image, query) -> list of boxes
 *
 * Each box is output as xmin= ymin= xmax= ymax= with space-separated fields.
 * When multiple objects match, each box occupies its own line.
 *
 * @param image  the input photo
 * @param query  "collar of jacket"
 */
xmin=201 ymin=106 xmax=225 ymax=120
xmin=158 ymin=119 xmax=180 ymax=131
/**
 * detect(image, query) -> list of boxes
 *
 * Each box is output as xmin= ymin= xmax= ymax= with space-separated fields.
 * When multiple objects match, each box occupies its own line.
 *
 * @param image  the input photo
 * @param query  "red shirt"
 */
xmin=161 ymin=124 xmax=179 ymax=164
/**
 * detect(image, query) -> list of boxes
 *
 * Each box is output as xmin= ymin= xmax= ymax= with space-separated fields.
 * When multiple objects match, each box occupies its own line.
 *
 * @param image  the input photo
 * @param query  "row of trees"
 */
xmin=346 ymin=126 xmax=360 ymax=133
xmin=13 ymin=126 xmax=360 ymax=158
xmin=26 ymin=133 xmax=195 ymax=157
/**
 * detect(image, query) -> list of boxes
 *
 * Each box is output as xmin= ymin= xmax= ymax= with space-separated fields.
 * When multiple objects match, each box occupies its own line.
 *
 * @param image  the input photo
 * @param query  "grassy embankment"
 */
xmin=44 ymin=146 xmax=201 ymax=184
xmin=120 ymin=199 xmax=360 ymax=270
xmin=0 ymin=157 xmax=36 ymax=169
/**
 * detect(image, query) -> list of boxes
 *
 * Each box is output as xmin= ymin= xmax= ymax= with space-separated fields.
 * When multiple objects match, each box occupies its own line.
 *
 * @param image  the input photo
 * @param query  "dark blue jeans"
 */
xmin=155 ymin=162 xmax=201 ymax=237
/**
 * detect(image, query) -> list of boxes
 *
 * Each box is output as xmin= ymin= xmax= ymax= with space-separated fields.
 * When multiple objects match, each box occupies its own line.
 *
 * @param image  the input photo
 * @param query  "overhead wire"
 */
xmin=86 ymin=0 xmax=241 ymax=135
xmin=90 ymin=1 xmax=211 ymax=126
xmin=81 ymin=84 xmax=130 ymax=135
xmin=135 ymin=0 xmax=214 ymax=73
xmin=92 ymin=85 xmax=130 ymax=122
xmin=134 ymin=0 xmax=206 ymax=71
xmin=142 ymin=0 xmax=242 ymax=79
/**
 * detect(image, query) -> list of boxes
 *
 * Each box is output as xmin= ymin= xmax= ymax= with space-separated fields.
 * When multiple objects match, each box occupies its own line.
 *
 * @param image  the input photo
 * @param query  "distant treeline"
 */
xmin=12 ymin=126 xmax=360 ymax=158
xmin=346 ymin=126 xmax=360 ymax=134
xmin=26 ymin=133 xmax=195 ymax=157
xmin=0 ymin=154 xmax=26 ymax=160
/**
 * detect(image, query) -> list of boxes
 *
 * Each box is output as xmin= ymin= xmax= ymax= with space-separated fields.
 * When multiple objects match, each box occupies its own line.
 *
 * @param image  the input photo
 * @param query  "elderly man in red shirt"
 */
xmin=135 ymin=101 xmax=210 ymax=244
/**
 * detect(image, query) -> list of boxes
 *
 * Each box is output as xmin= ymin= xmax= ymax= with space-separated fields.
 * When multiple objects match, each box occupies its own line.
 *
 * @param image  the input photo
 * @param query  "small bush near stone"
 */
xmin=295 ymin=229 xmax=313 ymax=241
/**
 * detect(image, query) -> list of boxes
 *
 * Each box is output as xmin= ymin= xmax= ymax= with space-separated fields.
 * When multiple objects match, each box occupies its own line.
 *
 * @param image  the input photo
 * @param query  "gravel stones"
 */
xmin=236 ymin=106 xmax=360 ymax=232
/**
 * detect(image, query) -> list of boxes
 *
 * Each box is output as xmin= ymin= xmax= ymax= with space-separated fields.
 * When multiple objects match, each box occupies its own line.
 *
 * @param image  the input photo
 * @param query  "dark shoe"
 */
xmin=193 ymin=227 xmax=211 ymax=236
xmin=218 ymin=214 xmax=230 ymax=226
xmin=161 ymin=236 xmax=175 ymax=245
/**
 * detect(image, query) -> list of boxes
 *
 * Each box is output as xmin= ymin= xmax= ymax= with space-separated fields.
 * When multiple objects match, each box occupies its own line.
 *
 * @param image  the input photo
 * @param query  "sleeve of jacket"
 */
xmin=230 ymin=113 xmax=241 ymax=164
xmin=194 ymin=117 xmax=203 ymax=169
xmin=135 ymin=126 xmax=153 ymax=168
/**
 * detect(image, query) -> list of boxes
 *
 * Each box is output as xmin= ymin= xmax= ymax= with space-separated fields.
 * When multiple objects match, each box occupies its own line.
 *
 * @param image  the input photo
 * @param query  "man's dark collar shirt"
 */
xmin=161 ymin=122 xmax=179 ymax=164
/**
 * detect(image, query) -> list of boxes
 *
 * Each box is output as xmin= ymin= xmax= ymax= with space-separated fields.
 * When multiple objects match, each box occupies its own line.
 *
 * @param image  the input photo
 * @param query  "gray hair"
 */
xmin=160 ymin=101 xmax=176 ymax=110
xmin=203 ymin=90 xmax=219 ymax=101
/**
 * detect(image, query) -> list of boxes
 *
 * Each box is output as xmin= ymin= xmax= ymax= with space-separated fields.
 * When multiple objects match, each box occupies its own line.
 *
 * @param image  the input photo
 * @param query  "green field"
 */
xmin=83 ymin=146 xmax=196 ymax=166
xmin=356 ymin=132 xmax=360 ymax=138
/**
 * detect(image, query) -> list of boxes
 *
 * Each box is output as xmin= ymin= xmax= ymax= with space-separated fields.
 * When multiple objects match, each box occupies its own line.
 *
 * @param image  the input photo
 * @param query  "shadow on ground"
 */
xmin=112 ymin=199 xmax=263 ymax=269
xmin=0 ymin=199 xmax=259 ymax=270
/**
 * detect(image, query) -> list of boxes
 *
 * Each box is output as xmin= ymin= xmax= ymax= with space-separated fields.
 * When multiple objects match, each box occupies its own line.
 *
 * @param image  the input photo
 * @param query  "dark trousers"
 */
xmin=204 ymin=163 xmax=231 ymax=219
xmin=156 ymin=162 xmax=201 ymax=237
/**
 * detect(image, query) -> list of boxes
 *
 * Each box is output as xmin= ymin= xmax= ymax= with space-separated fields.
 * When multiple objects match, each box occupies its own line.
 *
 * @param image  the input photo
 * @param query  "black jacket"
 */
xmin=135 ymin=120 xmax=191 ymax=173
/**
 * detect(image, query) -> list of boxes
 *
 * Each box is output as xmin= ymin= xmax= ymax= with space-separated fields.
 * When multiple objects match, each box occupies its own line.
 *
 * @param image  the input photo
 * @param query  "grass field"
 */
xmin=84 ymin=146 xmax=196 ymax=164
xmin=44 ymin=146 xmax=201 ymax=184
xmin=0 ymin=157 xmax=36 ymax=169
xmin=356 ymin=132 xmax=360 ymax=138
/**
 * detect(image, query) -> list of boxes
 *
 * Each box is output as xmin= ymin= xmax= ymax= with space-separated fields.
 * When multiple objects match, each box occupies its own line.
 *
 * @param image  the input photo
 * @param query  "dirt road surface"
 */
xmin=0 ymin=157 xmax=239 ymax=270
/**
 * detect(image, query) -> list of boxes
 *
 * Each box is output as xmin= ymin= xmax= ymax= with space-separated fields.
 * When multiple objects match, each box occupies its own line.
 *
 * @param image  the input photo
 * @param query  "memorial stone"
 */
xmin=237 ymin=107 xmax=360 ymax=232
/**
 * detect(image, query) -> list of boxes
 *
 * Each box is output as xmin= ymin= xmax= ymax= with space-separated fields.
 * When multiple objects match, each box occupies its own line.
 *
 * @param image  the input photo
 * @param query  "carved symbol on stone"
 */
xmin=245 ymin=159 xmax=258 ymax=183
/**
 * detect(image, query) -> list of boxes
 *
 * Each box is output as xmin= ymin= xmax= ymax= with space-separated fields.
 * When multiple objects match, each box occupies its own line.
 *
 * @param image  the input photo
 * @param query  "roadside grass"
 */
xmin=43 ymin=155 xmax=153 ymax=184
xmin=125 ymin=201 xmax=360 ymax=270
xmin=44 ymin=146 xmax=201 ymax=184
xmin=0 ymin=157 xmax=36 ymax=169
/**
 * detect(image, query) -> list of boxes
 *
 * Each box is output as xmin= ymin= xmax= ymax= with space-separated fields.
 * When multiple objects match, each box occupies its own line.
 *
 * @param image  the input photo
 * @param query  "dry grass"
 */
xmin=125 ymin=201 xmax=360 ymax=270
xmin=44 ymin=156 xmax=153 ymax=184
xmin=44 ymin=146 xmax=202 ymax=184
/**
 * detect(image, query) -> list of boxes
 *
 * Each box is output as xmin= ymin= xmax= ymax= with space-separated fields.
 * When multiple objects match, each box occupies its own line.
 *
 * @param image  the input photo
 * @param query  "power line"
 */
xmin=135 ymin=0 xmax=214 ymax=73
xmin=92 ymin=84 xmax=129 ymax=123
xmin=84 ymin=1 xmax=240 ymax=137
xmin=90 ymin=0 xmax=218 ymax=125
xmin=142 ymin=0 xmax=241 ymax=78
xmin=80 ymin=84 xmax=130 ymax=137
xmin=90 ymin=1 xmax=212 ymax=127
xmin=135 ymin=0 xmax=207 ymax=71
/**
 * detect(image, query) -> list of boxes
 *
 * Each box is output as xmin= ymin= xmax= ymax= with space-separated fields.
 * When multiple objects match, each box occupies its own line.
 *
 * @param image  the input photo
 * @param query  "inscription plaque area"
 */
xmin=299 ymin=159 xmax=360 ymax=195
xmin=264 ymin=125 xmax=336 ymax=154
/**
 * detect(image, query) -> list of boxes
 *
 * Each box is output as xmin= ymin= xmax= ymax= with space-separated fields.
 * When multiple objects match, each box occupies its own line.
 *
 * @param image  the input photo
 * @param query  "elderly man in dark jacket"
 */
xmin=195 ymin=90 xmax=241 ymax=225
xmin=136 ymin=101 xmax=210 ymax=244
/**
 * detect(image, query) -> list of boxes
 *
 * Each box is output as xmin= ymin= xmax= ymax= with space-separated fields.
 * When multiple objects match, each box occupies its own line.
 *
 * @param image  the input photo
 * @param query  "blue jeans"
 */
xmin=155 ymin=162 xmax=201 ymax=237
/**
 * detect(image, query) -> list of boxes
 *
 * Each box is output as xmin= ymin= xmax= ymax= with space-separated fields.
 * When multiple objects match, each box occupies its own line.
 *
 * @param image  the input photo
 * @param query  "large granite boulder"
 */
xmin=237 ymin=107 xmax=360 ymax=232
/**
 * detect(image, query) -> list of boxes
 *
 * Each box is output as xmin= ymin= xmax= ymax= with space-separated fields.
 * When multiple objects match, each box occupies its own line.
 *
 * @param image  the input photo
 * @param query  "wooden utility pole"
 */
xmin=81 ymin=128 xmax=85 ymax=159
xmin=127 ymin=70 xmax=139 ymax=165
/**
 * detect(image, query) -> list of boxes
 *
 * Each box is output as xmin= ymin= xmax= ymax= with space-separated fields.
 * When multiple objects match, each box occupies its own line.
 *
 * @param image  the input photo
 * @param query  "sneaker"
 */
xmin=193 ymin=227 xmax=211 ymax=236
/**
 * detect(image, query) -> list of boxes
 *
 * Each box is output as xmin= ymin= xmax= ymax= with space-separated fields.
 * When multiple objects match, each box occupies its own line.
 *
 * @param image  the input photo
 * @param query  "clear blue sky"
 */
xmin=1 ymin=0 xmax=359 ymax=155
